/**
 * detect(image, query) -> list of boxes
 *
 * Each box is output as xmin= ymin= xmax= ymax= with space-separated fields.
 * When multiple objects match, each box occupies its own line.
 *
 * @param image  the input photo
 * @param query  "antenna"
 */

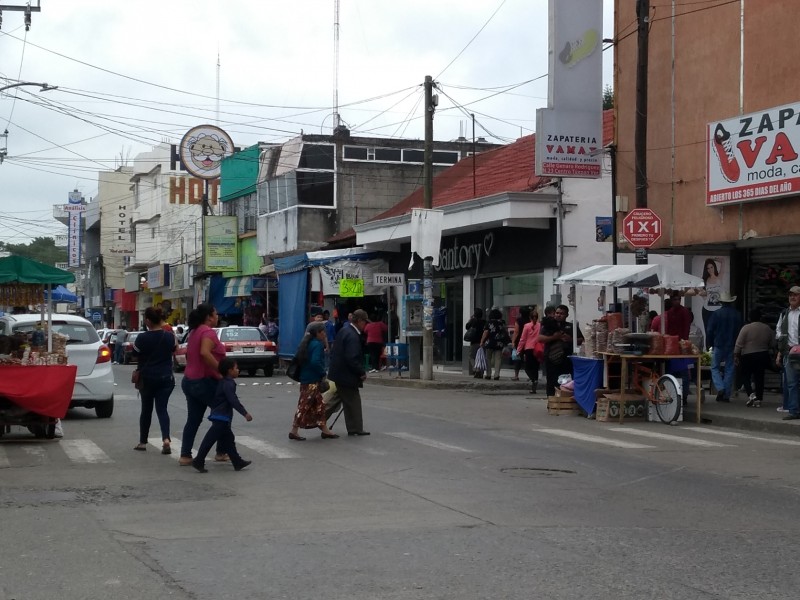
xmin=216 ymin=50 xmax=221 ymax=126
xmin=333 ymin=0 xmax=340 ymax=131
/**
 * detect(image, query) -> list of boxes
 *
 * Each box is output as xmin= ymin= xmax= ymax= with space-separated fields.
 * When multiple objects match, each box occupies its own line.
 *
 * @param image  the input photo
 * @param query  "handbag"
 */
xmin=464 ymin=327 xmax=480 ymax=343
xmin=131 ymin=369 xmax=141 ymax=389
xmin=286 ymin=357 xmax=302 ymax=382
xmin=318 ymin=379 xmax=330 ymax=393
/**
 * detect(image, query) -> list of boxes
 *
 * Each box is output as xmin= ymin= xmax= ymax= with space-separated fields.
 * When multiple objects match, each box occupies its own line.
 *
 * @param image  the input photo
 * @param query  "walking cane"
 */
xmin=330 ymin=406 xmax=344 ymax=428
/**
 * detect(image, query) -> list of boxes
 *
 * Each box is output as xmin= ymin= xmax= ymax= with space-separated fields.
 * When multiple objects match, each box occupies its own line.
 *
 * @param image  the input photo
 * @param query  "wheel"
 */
xmin=654 ymin=374 xmax=681 ymax=424
xmin=247 ymin=368 xmax=258 ymax=377
xmin=263 ymin=362 xmax=274 ymax=377
xmin=95 ymin=397 xmax=114 ymax=419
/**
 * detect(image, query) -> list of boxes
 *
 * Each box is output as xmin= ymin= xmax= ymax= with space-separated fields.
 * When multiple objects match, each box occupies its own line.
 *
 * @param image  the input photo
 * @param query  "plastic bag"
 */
xmin=557 ymin=374 xmax=573 ymax=385
xmin=474 ymin=347 xmax=487 ymax=372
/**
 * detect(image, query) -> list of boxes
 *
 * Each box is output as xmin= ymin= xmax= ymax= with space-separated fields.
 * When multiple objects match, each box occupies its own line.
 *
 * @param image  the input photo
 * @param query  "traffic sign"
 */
xmin=622 ymin=208 xmax=662 ymax=248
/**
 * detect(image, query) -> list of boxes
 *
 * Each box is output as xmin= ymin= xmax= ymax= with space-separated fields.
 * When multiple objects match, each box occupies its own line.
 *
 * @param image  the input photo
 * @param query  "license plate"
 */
xmin=242 ymin=347 xmax=255 ymax=353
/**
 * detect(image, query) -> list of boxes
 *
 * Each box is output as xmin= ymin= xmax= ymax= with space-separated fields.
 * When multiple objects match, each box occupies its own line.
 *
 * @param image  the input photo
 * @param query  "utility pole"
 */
xmin=0 ymin=2 xmax=41 ymax=31
xmin=634 ymin=0 xmax=650 ymax=209
xmin=422 ymin=75 xmax=435 ymax=381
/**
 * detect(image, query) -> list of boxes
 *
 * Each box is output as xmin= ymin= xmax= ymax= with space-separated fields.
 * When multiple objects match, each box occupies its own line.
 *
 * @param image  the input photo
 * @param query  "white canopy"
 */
xmin=555 ymin=264 xmax=703 ymax=290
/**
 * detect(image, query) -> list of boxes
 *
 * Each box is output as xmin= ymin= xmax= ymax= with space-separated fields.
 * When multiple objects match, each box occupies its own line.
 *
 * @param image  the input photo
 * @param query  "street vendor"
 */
xmin=538 ymin=304 xmax=584 ymax=397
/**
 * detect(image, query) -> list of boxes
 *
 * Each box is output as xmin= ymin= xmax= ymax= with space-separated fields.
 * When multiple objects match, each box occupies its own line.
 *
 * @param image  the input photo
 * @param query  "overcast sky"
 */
xmin=0 ymin=0 xmax=615 ymax=245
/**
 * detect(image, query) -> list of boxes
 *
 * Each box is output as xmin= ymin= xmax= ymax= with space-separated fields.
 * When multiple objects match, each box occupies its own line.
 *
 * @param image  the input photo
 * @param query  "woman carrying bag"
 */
xmin=288 ymin=321 xmax=340 ymax=441
xmin=132 ymin=306 xmax=177 ymax=454
xmin=464 ymin=308 xmax=486 ymax=378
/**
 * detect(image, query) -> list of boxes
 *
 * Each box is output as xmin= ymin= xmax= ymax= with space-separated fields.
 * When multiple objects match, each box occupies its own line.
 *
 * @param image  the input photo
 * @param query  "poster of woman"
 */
xmin=688 ymin=256 xmax=728 ymax=347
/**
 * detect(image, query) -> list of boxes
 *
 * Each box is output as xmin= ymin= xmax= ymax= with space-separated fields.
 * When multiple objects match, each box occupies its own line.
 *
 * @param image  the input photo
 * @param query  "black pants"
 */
xmin=195 ymin=420 xmax=245 ymax=467
xmin=366 ymin=342 xmax=383 ymax=371
xmin=325 ymin=384 xmax=364 ymax=433
xmin=739 ymin=351 xmax=770 ymax=400
xmin=545 ymin=358 xmax=572 ymax=397
xmin=523 ymin=350 xmax=540 ymax=387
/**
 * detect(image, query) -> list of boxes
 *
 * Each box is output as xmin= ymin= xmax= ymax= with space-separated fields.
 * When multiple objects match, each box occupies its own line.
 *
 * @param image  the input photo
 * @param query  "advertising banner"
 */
xmin=68 ymin=211 xmax=82 ymax=268
xmin=536 ymin=0 xmax=604 ymax=179
xmin=707 ymin=101 xmax=800 ymax=206
xmin=203 ymin=216 xmax=238 ymax=272
xmin=315 ymin=258 xmax=388 ymax=296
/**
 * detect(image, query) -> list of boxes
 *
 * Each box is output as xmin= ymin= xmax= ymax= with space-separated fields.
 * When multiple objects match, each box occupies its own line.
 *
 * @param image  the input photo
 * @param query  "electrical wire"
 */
xmin=436 ymin=0 xmax=507 ymax=79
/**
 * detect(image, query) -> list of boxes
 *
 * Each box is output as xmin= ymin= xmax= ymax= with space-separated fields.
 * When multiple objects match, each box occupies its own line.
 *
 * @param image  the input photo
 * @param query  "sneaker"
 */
xmin=777 ymin=407 xmax=789 ymax=413
xmin=558 ymin=28 xmax=599 ymax=68
xmin=54 ymin=419 xmax=64 ymax=438
xmin=712 ymin=122 xmax=741 ymax=183
xmin=754 ymin=400 xmax=761 ymax=408
xmin=746 ymin=393 xmax=757 ymax=407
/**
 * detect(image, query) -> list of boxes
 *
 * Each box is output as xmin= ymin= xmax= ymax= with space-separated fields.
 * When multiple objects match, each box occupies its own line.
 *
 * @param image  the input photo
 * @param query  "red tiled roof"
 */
xmin=326 ymin=109 xmax=614 ymax=245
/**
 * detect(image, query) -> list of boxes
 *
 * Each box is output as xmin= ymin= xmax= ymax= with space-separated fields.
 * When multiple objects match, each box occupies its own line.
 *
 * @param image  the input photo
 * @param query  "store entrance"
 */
xmin=433 ymin=280 xmax=463 ymax=366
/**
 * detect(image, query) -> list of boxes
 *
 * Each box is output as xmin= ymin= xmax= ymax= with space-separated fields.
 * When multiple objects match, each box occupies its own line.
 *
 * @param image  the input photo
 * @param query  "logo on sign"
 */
xmin=622 ymin=209 xmax=662 ymax=248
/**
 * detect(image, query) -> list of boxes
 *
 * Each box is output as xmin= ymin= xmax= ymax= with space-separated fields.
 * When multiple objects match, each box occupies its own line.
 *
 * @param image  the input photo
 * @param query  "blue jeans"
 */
xmin=783 ymin=357 xmax=800 ymax=416
xmin=180 ymin=377 xmax=219 ymax=458
xmin=711 ymin=346 xmax=735 ymax=399
xmin=138 ymin=374 xmax=175 ymax=444
xmin=114 ymin=343 xmax=124 ymax=363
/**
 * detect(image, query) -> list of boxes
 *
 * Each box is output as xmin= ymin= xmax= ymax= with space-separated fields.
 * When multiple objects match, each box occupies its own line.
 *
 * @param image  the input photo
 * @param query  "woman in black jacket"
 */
xmin=132 ymin=306 xmax=177 ymax=454
xmin=465 ymin=308 xmax=486 ymax=378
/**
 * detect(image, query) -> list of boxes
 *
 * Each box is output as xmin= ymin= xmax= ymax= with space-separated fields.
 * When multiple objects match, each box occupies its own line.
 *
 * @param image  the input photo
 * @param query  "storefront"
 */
xmin=388 ymin=225 xmax=558 ymax=367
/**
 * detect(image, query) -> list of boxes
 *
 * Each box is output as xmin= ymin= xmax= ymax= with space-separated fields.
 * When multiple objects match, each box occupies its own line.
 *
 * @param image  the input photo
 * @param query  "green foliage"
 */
xmin=603 ymin=85 xmax=614 ymax=110
xmin=0 ymin=237 xmax=67 ymax=266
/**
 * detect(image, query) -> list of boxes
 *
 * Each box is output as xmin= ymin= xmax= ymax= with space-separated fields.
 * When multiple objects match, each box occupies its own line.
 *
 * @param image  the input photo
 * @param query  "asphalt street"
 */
xmin=2 ymin=365 xmax=800 ymax=599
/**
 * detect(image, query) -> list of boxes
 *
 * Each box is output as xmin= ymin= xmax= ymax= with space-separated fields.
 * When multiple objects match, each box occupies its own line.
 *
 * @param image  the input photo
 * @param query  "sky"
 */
xmin=0 ymin=0 xmax=616 ymax=245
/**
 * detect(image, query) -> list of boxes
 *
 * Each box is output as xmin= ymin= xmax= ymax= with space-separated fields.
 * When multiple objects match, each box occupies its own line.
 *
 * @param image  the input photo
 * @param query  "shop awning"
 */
xmin=224 ymin=276 xmax=253 ymax=297
xmin=555 ymin=264 xmax=703 ymax=290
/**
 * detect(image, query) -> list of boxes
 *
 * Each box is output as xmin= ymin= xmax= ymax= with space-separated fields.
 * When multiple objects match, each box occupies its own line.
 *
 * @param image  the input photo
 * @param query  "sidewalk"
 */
xmin=366 ymin=364 xmax=800 ymax=438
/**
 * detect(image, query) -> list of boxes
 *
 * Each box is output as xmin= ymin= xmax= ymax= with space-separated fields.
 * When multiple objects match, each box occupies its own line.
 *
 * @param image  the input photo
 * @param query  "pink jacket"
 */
xmin=517 ymin=321 xmax=541 ymax=353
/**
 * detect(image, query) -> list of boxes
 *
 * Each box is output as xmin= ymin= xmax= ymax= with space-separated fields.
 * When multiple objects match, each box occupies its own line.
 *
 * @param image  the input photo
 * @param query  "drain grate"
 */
xmin=500 ymin=467 xmax=576 ymax=478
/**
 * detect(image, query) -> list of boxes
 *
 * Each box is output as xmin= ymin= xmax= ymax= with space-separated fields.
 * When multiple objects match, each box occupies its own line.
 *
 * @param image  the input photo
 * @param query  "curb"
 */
xmin=366 ymin=377 xmax=533 ymax=393
xmin=683 ymin=409 xmax=800 ymax=437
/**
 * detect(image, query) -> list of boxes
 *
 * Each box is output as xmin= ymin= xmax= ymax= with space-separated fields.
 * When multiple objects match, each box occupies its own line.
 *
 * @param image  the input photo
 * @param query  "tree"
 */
xmin=603 ymin=85 xmax=614 ymax=110
xmin=0 ymin=237 xmax=67 ymax=266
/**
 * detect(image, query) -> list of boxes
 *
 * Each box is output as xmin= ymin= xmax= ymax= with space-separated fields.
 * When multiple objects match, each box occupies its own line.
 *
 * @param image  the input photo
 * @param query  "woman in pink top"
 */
xmin=363 ymin=314 xmax=388 ymax=373
xmin=179 ymin=303 xmax=227 ymax=465
xmin=516 ymin=308 xmax=542 ymax=394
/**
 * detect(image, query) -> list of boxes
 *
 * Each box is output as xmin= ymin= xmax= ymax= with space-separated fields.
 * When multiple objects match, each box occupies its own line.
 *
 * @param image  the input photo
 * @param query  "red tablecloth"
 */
xmin=0 ymin=365 xmax=78 ymax=418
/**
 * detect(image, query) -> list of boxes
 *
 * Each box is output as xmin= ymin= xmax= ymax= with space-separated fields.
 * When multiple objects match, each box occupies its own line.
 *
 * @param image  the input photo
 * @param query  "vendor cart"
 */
xmin=0 ymin=255 xmax=78 ymax=439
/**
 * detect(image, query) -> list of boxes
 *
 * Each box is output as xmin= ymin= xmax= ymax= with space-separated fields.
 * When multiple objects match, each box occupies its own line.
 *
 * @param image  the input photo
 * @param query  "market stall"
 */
xmin=554 ymin=263 xmax=705 ymax=423
xmin=0 ymin=256 xmax=78 ymax=438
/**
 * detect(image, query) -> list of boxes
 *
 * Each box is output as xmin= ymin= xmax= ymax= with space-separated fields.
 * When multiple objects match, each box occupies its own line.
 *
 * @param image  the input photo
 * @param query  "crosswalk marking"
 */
xmin=236 ymin=436 xmax=299 ymax=459
xmin=607 ymin=428 xmax=732 ymax=447
xmin=22 ymin=445 xmax=46 ymax=461
xmin=683 ymin=427 xmax=800 ymax=446
xmin=59 ymin=439 xmax=113 ymax=463
xmin=538 ymin=428 xmax=655 ymax=449
xmin=385 ymin=432 xmax=473 ymax=453
xmin=0 ymin=446 xmax=9 ymax=468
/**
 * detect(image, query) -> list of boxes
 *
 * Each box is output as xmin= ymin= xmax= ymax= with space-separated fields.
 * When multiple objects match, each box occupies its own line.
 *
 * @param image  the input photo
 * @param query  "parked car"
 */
xmin=214 ymin=326 xmax=277 ymax=376
xmin=173 ymin=330 xmax=189 ymax=372
xmin=0 ymin=313 xmax=115 ymax=418
xmin=121 ymin=331 xmax=141 ymax=364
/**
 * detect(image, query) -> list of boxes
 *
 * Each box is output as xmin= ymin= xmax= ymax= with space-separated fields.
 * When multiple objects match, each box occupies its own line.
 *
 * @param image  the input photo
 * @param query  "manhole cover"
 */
xmin=500 ymin=467 xmax=576 ymax=478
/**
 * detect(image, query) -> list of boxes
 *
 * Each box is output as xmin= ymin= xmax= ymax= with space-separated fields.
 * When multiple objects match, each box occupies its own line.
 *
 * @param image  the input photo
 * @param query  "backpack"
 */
xmin=286 ymin=355 xmax=303 ymax=382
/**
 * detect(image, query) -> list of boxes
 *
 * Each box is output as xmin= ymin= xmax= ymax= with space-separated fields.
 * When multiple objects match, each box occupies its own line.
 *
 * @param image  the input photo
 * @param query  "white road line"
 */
xmin=538 ymin=428 xmax=655 ymax=449
xmin=236 ymin=435 xmax=300 ymax=459
xmin=385 ymin=432 xmax=473 ymax=453
xmin=0 ymin=447 xmax=9 ymax=468
xmin=60 ymin=439 xmax=114 ymax=463
xmin=22 ymin=445 xmax=47 ymax=461
xmin=607 ymin=428 xmax=732 ymax=447
xmin=683 ymin=427 xmax=800 ymax=446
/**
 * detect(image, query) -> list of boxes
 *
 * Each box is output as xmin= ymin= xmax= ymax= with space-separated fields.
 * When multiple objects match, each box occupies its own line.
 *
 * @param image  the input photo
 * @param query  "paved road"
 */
xmin=2 ymin=365 xmax=800 ymax=599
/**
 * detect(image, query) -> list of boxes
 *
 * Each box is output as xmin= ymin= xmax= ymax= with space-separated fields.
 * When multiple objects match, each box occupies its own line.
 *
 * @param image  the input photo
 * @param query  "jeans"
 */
xmin=545 ymin=358 xmax=572 ymax=397
xmin=783 ymin=356 xmax=800 ymax=416
xmin=195 ymin=420 xmax=245 ymax=467
xmin=114 ymin=343 xmax=125 ymax=364
xmin=138 ymin=374 xmax=174 ymax=444
xmin=739 ymin=351 xmax=770 ymax=401
xmin=180 ymin=376 xmax=219 ymax=458
xmin=711 ymin=345 xmax=735 ymax=399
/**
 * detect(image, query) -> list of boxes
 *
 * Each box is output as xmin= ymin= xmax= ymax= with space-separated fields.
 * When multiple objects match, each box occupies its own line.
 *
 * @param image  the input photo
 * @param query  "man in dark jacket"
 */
xmin=326 ymin=308 xmax=370 ymax=435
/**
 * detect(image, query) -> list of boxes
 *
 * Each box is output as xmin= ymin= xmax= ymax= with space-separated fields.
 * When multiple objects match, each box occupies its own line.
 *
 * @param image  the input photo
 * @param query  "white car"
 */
xmin=0 ymin=313 xmax=116 ymax=418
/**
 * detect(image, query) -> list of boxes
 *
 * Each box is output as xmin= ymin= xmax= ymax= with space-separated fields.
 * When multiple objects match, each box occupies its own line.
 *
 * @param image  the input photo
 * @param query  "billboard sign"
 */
xmin=203 ymin=216 xmax=238 ymax=272
xmin=536 ymin=108 xmax=602 ymax=177
xmin=179 ymin=125 xmax=234 ymax=180
xmin=707 ymin=101 xmax=800 ymax=206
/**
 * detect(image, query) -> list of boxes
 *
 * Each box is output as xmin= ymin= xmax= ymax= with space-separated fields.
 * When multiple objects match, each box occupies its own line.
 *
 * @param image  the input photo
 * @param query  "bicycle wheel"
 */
xmin=654 ymin=374 xmax=682 ymax=423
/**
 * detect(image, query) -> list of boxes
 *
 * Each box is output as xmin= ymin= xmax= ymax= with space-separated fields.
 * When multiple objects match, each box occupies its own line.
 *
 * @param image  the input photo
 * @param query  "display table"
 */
xmin=0 ymin=365 xmax=78 ymax=418
xmin=599 ymin=353 xmax=703 ymax=423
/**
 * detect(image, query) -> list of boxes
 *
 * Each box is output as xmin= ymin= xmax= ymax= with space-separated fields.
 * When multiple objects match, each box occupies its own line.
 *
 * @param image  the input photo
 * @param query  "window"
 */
xmin=299 ymin=144 xmax=334 ymax=169
xmin=403 ymin=149 xmax=424 ymax=163
xmin=374 ymin=148 xmax=401 ymax=162
xmin=432 ymin=150 xmax=459 ymax=165
xmin=296 ymin=171 xmax=334 ymax=206
xmin=344 ymin=146 xmax=367 ymax=160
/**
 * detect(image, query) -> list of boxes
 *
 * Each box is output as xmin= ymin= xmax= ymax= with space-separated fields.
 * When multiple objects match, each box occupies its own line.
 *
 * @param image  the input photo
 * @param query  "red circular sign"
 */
xmin=622 ymin=208 xmax=662 ymax=248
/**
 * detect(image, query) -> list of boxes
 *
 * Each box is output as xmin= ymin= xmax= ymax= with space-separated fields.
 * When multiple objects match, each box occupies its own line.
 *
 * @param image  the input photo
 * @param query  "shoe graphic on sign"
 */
xmin=712 ymin=123 xmax=741 ymax=183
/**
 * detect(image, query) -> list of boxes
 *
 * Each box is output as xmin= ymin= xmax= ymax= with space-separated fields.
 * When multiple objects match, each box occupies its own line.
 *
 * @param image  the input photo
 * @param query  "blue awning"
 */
xmin=224 ymin=276 xmax=253 ymax=297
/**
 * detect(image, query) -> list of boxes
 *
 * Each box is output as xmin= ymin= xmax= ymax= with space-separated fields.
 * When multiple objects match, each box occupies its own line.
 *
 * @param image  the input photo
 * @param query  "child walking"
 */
xmin=192 ymin=358 xmax=253 ymax=473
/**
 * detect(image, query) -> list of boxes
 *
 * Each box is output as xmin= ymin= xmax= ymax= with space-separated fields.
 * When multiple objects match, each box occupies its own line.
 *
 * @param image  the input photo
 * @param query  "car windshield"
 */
xmin=14 ymin=322 xmax=99 ymax=345
xmin=218 ymin=328 xmax=265 ymax=342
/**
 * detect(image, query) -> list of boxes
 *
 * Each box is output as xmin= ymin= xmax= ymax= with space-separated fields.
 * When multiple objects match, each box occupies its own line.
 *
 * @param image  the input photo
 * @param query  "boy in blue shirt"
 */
xmin=192 ymin=358 xmax=253 ymax=473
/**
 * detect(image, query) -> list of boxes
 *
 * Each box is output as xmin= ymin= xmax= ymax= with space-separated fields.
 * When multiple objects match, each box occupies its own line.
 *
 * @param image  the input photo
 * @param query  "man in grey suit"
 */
xmin=326 ymin=309 xmax=370 ymax=436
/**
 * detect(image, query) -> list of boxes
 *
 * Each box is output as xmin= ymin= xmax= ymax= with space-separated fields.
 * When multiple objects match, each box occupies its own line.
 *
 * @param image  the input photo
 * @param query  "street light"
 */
xmin=0 ymin=81 xmax=57 ymax=163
